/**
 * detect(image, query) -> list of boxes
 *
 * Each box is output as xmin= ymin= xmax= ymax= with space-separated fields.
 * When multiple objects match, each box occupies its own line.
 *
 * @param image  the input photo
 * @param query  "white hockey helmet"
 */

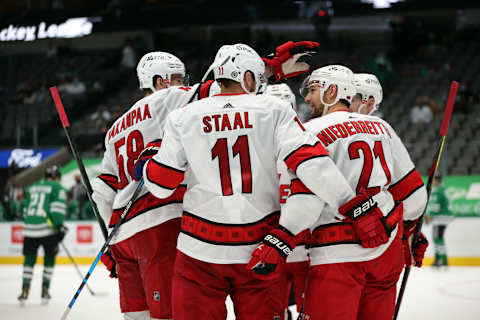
xmin=136 ymin=51 xmax=185 ymax=92
xmin=201 ymin=43 xmax=267 ymax=94
xmin=265 ymin=83 xmax=297 ymax=110
xmin=353 ymin=73 xmax=383 ymax=114
xmin=300 ymin=65 xmax=356 ymax=116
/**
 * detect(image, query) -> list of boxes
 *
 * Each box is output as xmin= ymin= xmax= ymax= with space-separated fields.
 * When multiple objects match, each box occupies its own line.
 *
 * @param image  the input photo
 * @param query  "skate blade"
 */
xmin=41 ymin=298 xmax=50 ymax=306
xmin=19 ymin=300 xmax=26 ymax=307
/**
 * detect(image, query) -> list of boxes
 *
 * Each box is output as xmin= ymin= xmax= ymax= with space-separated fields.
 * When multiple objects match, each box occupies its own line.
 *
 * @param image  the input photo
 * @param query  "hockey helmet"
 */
xmin=202 ymin=44 xmax=267 ymax=94
xmin=353 ymin=73 xmax=383 ymax=115
xmin=300 ymin=65 xmax=356 ymax=116
xmin=265 ymin=83 xmax=297 ymax=110
xmin=137 ymin=52 xmax=185 ymax=92
xmin=45 ymin=165 xmax=61 ymax=179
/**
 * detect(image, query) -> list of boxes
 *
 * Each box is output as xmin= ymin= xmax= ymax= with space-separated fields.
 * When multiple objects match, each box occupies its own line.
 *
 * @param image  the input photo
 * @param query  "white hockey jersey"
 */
xmin=92 ymin=84 xmax=203 ymax=244
xmin=278 ymin=160 xmax=310 ymax=263
xmin=143 ymin=93 xmax=355 ymax=264
xmin=281 ymin=110 xmax=428 ymax=265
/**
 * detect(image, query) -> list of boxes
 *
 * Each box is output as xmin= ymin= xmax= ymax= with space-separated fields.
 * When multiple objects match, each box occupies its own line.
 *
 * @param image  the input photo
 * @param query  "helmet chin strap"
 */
xmin=319 ymin=87 xmax=338 ymax=116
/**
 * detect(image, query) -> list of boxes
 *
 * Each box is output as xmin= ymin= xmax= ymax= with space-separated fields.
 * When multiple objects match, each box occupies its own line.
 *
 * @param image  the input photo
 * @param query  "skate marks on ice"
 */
xmin=0 ymin=265 xmax=479 ymax=319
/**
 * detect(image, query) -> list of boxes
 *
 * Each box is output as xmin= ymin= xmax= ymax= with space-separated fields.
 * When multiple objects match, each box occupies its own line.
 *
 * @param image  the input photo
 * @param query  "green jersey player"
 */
xmin=426 ymin=175 xmax=453 ymax=267
xmin=18 ymin=165 xmax=68 ymax=305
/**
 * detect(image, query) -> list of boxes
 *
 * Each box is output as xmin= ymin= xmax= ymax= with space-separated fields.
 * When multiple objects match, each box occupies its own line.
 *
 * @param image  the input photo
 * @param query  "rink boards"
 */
xmin=1 ymin=219 xmax=480 ymax=265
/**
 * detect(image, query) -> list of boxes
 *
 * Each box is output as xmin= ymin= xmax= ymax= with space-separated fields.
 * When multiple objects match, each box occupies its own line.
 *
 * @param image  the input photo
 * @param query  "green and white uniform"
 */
xmin=20 ymin=179 xmax=66 ymax=300
xmin=427 ymin=185 xmax=453 ymax=266
xmin=23 ymin=180 xmax=66 ymax=237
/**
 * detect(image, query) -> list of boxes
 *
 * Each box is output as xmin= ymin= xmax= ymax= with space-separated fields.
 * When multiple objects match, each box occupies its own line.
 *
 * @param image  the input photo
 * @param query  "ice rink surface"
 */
xmin=0 ymin=265 xmax=479 ymax=320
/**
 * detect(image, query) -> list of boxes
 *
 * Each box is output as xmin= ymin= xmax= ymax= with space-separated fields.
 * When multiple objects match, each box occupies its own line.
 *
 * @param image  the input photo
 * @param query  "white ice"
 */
xmin=0 ymin=265 xmax=479 ymax=319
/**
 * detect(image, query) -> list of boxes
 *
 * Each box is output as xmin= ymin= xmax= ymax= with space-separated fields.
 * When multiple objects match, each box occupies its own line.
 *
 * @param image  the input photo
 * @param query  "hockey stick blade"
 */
xmin=393 ymin=80 xmax=459 ymax=320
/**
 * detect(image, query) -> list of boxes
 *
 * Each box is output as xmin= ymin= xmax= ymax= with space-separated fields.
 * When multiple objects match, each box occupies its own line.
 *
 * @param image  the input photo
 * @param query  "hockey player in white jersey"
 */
xmin=139 ymin=44 xmax=394 ymax=320
xmin=282 ymin=65 xmax=429 ymax=320
xmin=266 ymin=83 xmax=309 ymax=319
xmin=351 ymin=73 xmax=383 ymax=115
xmin=92 ymin=51 xmax=195 ymax=320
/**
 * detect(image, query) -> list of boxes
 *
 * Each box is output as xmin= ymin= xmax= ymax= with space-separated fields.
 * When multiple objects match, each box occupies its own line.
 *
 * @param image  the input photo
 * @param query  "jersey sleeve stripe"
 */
xmin=388 ymin=168 xmax=424 ymax=202
xmin=146 ymin=159 xmax=185 ymax=190
xmin=109 ymin=185 xmax=186 ymax=227
xmin=289 ymin=178 xmax=314 ymax=196
xmin=284 ymin=141 xmax=329 ymax=173
xmin=98 ymin=173 xmax=119 ymax=192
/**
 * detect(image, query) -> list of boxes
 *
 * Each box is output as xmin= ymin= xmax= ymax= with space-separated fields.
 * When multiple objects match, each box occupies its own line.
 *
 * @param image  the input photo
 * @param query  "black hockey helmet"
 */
xmin=45 ymin=165 xmax=61 ymax=179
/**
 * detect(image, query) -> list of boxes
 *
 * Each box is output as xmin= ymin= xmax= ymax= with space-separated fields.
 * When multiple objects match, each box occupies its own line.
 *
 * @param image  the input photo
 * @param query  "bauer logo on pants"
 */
xmin=153 ymin=291 xmax=160 ymax=301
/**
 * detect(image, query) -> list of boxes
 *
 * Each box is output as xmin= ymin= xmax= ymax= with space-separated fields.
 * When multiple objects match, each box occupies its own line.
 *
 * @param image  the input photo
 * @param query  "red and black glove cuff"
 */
xmin=101 ymin=248 xmax=118 ymax=278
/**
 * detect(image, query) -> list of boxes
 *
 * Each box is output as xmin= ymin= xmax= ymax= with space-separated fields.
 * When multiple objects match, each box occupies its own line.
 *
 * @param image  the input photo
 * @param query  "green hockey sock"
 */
xmin=42 ymin=255 xmax=55 ymax=289
xmin=22 ymin=255 xmax=36 ymax=288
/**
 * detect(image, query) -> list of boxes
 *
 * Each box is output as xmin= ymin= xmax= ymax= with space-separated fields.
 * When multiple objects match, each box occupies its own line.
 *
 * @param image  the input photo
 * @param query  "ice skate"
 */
xmin=41 ymin=285 xmax=51 ymax=305
xmin=17 ymin=286 xmax=29 ymax=307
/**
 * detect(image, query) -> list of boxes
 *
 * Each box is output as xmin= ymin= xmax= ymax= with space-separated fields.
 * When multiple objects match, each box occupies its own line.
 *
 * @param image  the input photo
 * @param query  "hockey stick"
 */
xmin=60 ymin=179 xmax=144 ymax=320
xmin=49 ymin=87 xmax=108 ymax=241
xmin=393 ymin=81 xmax=459 ymax=320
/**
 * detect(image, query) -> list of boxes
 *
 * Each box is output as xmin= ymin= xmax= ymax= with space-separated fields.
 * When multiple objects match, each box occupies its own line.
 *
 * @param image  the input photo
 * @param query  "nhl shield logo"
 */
xmin=153 ymin=291 xmax=160 ymax=302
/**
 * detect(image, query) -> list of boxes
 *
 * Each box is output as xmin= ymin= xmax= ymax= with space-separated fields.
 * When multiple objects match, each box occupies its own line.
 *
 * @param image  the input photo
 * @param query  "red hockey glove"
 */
xmin=101 ymin=248 xmax=118 ymax=278
xmin=402 ymin=232 xmax=428 ymax=267
xmin=338 ymin=189 xmax=390 ymax=248
xmin=133 ymin=139 xmax=162 ymax=181
xmin=262 ymin=41 xmax=321 ymax=82
xmin=247 ymin=227 xmax=296 ymax=280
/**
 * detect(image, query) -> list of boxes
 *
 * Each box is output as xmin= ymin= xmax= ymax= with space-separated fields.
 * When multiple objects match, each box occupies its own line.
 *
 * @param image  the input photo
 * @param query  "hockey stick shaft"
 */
xmin=59 ymin=241 xmax=96 ymax=296
xmin=50 ymin=87 xmax=108 ymax=241
xmin=61 ymin=179 xmax=144 ymax=320
xmin=393 ymin=81 xmax=458 ymax=320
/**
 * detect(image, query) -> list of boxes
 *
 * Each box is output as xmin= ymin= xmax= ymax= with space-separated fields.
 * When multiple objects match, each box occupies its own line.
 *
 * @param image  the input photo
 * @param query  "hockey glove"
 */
xmin=101 ymin=248 xmax=118 ymax=278
xmin=262 ymin=41 xmax=321 ymax=82
xmin=247 ymin=227 xmax=296 ymax=280
xmin=55 ymin=224 xmax=68 ymax=242
xmin=338 ymin=189 xmax=390 ymax=248
xmin=133 ymin=139 xmax=162 ymax=181
xmin=403 ymin=232 xmax=428 ymax=267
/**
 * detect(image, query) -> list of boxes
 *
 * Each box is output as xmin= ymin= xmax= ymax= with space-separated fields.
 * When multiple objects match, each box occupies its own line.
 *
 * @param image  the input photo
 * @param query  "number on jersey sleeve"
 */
xmin=113 ymin=130 xmax=144 ymax=190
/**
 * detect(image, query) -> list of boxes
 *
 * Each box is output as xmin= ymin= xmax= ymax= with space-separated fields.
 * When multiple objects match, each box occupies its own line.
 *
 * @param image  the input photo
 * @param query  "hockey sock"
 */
xmin=42 ymin=255 xmax=55 ymax=289
xmin=22 ymin=255 xmax=36 ymax=289
xmin=435 ymin=238 xmax=447 ymax=266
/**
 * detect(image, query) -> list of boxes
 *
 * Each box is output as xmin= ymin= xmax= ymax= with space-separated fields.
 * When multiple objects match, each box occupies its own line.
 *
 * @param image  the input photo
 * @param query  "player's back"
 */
xmin=304 ymin=110 xmax=418 ymax=264
xmin=93 ymin=85 xmax=198 ymax=244
xmin=163 ymin=93 xmax=292 ymax=263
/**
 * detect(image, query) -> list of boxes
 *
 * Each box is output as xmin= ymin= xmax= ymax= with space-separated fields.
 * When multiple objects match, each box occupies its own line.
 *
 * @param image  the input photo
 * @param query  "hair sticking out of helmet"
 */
xmin=136 ymin=52 xmax=186 ymax=92
xmin=45 ymin=165 xmax=61 ymax=180
xmin=353 ymin=73 xmax=383 ymax=115
xmin=300 ymin=65 xmax=355 ymax=116
xmin=265 ymin=83 xmax=297 ymax=110
xmin=201 ymin=44 xmax=267 ymax=95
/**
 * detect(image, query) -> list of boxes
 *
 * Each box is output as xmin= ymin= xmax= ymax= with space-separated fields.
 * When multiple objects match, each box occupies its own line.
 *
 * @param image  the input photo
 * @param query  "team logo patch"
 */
xmin=153 ymin=291 xmax=160 ymax=301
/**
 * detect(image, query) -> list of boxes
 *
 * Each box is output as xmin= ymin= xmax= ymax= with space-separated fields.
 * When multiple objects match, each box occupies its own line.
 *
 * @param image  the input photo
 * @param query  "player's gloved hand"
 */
xmin=199 ymin=80 xmax=219 ymax=99
xmin=262 ymin=41 xmax=321 ymax=82
xmin=101 ymin=248 xmax=118 ymax=278
xmin=133 ymin=139 xmax=162 ymax=181
xmin=412 ymin=233 xmax=428 ymax=267
xmin=55 ymin=224 xmax=68 ymax=242
xmin=338 ymin=188 xmax=390 ymax=248
xmin=247 ymin=227 xmax=296 ymax=280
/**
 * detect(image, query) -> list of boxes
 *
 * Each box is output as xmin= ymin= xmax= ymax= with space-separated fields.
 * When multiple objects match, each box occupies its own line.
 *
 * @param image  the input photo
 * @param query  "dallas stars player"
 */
xmin=426 ymin=175 xmax=453 ymax=267
xmin=18 ymin=165 xmax=68 ymax=305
